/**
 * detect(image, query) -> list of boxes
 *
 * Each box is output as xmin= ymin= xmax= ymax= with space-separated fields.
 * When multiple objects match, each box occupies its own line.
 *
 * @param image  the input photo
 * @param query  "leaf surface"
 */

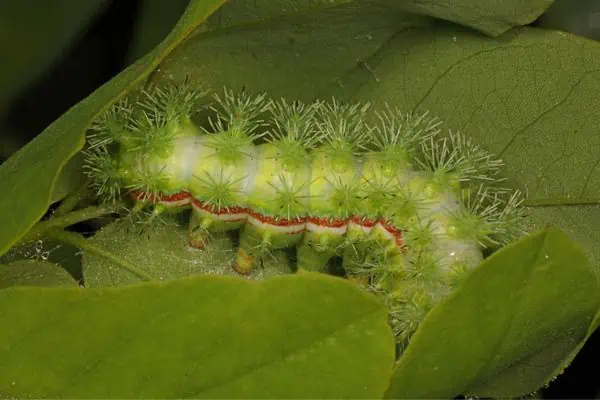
xmin=155 ymin=2 xmax=430 ymax=100
xmin=82 ymin=216 xmax=292 ymax=287
xmin=0 ymin=273 xmax=394 ymax=398
xmin=0 ymin=0 xmax=227 ymax=257
xmin=0 ymin=260 xmax=77 ymax=289
xmin=385 ymin=229 xmax=600 ymax=398
xmin=375 ymin=0 xmax=554 ymax=36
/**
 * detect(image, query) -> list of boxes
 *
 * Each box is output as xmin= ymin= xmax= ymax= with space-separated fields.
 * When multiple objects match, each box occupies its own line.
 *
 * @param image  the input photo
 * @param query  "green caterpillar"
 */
xmin=84 ymin=82 xmax=525 ymax=348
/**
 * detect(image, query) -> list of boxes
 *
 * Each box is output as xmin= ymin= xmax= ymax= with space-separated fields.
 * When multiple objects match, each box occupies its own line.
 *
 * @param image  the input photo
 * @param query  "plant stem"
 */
xmin=25 ymin=204 xmax=123 ymax=241
xmin=52 ymin=180 xmax=90 ymax=217
xmin=46 ymin=228 xmax=153 ymax=281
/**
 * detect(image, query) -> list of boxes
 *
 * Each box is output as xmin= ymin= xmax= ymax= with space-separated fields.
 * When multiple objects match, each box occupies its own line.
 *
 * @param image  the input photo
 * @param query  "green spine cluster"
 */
xmin=84 ymin=83 xmax=525 ymax=349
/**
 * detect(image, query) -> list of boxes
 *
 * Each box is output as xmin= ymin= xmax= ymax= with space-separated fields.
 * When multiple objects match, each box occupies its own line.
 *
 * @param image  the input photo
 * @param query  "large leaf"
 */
xmin=205 ymin=0 xmax=353 ymax=28
xmin=82 ymin=215 xmax=292 ymax=287
xmin=0 ymin=272 xmax=394 ymax=398
xmin=205 ymin=0 xmax=552 ymax=36
xmin=385 ymin=229 xmax=600 ymax=398
xmin=155 ymin=1 xmax=430 ymax=101
xmin=0 ymin=0 xmax=227 ymax=257
xmin=376 ymin=0 xmax=554 ymax=36
xmin=156 ymin=8 xmax=600 ymax=270
xmin=0 ymin=0 xmax=107 ymax=104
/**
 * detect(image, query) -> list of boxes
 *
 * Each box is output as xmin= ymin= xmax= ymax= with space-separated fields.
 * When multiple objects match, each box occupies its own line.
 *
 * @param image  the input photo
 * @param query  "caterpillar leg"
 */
xmin=296 ymin=222 xmax=347 ymax=273
xmin=188 ymin=200 xmax=247 ymax=249
xmin=188 ymin=212 xmax=212 ymax=249
xmin=342 ymin=217 xmax=377 ymax=284
xmin=343 ymin=220 xmax=409 ymax=293
xmin=234 ymin=216 xmax=305 ymax=275
xmin=127 ymin=192 xmax=191 ymax=233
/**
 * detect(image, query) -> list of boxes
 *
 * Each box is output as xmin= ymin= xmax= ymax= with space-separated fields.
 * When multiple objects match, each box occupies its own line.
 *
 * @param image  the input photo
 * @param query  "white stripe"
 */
xmin=306 ymin=221 xmax=348 ymax=236
xmin=247 ymin=215 xmax=306 ymax=234
xmin=160 ymin=198 xmax=190 ymax=208
xmin=193 ymin=206 xmax=248 ymax=221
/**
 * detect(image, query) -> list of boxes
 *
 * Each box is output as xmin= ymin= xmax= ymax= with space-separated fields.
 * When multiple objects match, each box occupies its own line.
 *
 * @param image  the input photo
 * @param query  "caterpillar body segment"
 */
xmin=84 ymin=85 xmax=525 ymax=347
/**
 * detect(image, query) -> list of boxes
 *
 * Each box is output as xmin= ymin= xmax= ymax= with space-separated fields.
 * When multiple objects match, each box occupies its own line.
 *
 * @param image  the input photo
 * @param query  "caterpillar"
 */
xmin=83 ymin=82 xmax=525 ymax=348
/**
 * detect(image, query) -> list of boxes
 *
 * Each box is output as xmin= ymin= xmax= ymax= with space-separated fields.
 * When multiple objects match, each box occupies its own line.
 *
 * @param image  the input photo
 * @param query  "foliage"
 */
xmin=0 ymin=0 xmax=598 ymax=398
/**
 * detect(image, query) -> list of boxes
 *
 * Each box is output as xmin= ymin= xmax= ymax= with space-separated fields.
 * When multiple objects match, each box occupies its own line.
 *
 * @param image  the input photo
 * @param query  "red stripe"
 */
xmin=379 ymin=219 xmax=404 ymax=248
xmin=129 ymin=191 xmax=405 ymax=246
xmin=307 ymin=216 xmax=349 ymax=228
xmin=191 ymin=198 xmax=248 ymax=216
xmin=351 ymin=215 xmax=376 ymax=228
xmin=247 ymin=209 xmax=306 ymax=227
xmin=160 ymin=191 xmax=191 ymax=202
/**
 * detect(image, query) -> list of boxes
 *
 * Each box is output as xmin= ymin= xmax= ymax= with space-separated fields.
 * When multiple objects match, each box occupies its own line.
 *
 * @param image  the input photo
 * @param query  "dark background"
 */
xmin=0 ymin=1 xmax=599 ymax=397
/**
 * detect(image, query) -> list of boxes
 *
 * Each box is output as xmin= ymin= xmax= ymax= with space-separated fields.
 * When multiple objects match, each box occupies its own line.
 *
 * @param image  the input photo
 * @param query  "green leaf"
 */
xmin=205 ymin=0 xmax=352 ymax=28
xmin=82 ymin=215 xmax=292 ymax=287
xmin=0 ymin=0 xmax=106 ymax=104
xmin=591 ymin=309 xmax=600 ymax=335
xmin=155 ymin=1 xmax=431 ymax=101
xmin=0 ymin=260 xmax=77 ymax=289
xmin=50 ymin=152 xmax=86 ymax=204
xmin=385 ymin=229 xmax=600 ymax=398
xmin=0 ymin=272 xmax=394 ymax=398
xmin=527 ymin=205 xmax=600 ymax=280
xmin=375 ymin=0 xmax=554 ymax=36
xmin=0 ymin=238 xmax=83 ymax=283
xmin=0 ymin=0 xmax=227 ymax=257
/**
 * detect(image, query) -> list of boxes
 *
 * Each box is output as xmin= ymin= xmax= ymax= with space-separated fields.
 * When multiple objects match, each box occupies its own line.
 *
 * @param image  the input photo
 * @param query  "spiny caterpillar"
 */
xmin=83 ymin=82 xmax=525 ymax=348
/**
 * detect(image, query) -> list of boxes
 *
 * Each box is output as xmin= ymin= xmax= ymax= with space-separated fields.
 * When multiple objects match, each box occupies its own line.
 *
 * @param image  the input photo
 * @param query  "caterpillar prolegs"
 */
xmin=84 ymin=83 xmax=525 ymax=347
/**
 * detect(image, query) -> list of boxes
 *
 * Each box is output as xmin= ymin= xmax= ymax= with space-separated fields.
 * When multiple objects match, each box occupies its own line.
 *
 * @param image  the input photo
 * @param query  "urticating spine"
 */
xmin=84 ymin=84 xmax=525 ymax=349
